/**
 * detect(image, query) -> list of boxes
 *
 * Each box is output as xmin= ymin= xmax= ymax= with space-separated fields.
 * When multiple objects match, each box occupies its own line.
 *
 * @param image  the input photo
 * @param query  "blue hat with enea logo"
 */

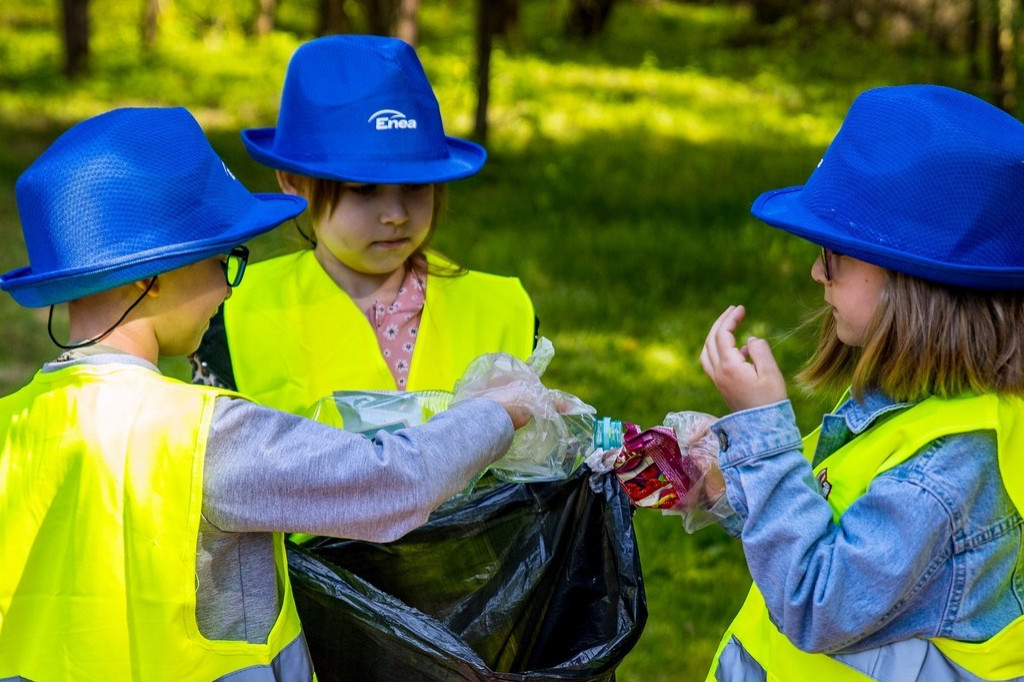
xmin=242 ymin=35 xmax=486 ymax=184
xmin=2 ymin=107 xmax=307 ymax=307
xmin=752 ymin=84 xmax=1024 ymax=290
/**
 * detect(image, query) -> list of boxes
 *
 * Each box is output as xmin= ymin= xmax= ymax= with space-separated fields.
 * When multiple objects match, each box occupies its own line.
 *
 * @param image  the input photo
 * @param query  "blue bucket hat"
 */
xmin=751 ymin=84 xmax=1024 ymax=290
xmin=242 ymin=35 xmax=486 ymax=184
xmin=2 ymin=107 xmax=307 ymax=307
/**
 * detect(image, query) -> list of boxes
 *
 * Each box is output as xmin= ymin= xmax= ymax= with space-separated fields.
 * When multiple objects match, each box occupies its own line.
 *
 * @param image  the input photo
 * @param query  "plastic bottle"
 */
xmin=492 ymin=412 xmax=624 ymax=483
xmin=306 ymin=390 xmax=622 ymax=482
xmin=593 ymin=415 xmax=625 ymax=451
xmin=306 ymin=389 xmax=452 ymax=434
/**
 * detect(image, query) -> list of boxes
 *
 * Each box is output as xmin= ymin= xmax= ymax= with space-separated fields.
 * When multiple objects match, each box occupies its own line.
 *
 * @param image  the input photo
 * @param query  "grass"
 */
xmin=0 ymin=0 xmax=986 ymax=679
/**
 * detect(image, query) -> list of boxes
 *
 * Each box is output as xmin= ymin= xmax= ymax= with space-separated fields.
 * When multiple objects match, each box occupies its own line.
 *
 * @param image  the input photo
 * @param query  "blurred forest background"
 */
xmin=1 ymin=0 xmax=1020 ymax=679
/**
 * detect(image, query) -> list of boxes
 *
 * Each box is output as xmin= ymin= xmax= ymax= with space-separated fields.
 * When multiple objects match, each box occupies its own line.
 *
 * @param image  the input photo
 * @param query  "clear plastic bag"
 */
xmin=661 ymin=411 xmax=733 ymax=532
xmin=452 ymin=337 xmax=599 ymax=481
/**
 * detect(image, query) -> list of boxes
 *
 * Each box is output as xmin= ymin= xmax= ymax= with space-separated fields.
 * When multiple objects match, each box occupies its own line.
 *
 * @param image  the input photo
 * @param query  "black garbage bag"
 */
xmin=287 ymin=468 xmax=647 ymax=681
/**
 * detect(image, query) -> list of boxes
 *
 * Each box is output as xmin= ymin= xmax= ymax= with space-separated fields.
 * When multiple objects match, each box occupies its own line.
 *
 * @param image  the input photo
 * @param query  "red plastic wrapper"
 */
xmin=612 ymin=423 xmax=700 ymax=511
xmin=589 ymin=411 xmax=731 ymax=533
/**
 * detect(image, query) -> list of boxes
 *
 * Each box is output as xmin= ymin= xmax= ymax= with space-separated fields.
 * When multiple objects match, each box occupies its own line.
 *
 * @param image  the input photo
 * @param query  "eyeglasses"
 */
xmin=220 ymin=245 xmax=249 ymax=288
xmin=820 ymin=246 xmax=841 ymax=282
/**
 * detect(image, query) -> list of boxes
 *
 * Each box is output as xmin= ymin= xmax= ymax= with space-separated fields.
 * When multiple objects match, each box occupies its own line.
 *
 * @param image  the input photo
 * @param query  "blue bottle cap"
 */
xmin=593 ymin=416 xmax=623 ymax=450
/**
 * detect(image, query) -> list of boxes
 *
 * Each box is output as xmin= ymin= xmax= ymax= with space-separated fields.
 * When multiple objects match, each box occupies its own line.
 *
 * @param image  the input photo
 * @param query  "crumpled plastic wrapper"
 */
xmin=586 ymin=410 xmax=734 ymax=533
xmin=452 ymin=337 xmax=597 ymax=482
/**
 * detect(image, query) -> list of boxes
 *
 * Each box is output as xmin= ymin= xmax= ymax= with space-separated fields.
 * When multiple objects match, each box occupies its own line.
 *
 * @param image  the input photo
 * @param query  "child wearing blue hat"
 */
xmin=191 ymin=34 xmax=536 ymax=414
xmin=698 ymin=85 xmax=1024 ymax=681
xmin=185 ymin=36 xmax=645 ymax=682
xmin=0 ymin=106 xmax=541 ymax=682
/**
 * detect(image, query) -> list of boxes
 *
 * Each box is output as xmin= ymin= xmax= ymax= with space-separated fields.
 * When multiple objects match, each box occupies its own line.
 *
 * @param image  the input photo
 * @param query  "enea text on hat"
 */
xmin=368 ymin=109 xmax=418 ymax=130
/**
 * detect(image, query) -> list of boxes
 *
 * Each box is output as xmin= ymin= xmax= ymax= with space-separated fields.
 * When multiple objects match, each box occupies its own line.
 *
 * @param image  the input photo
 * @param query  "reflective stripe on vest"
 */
xmin=223 ymin=250 xmax=536 ymax=415
xmin=708 ymin=394 xmax=1024 ymax=682
xmin=0 ymin=635 xmax=314 ymax=682
xmin=0 ymin=364 xmax=311 ymax=682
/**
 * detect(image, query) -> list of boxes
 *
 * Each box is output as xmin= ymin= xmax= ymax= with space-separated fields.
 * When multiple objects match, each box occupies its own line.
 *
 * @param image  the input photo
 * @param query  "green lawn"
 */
xmin=0 ymin=1 xmax=983 ymax=678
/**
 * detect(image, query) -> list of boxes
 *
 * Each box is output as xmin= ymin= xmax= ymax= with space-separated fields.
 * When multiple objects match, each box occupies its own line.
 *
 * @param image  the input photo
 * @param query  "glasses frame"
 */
xmin=820 ymin=246 xmax=838 ymax=282
xmin=220 ymin=245 xmax=249 ymax=288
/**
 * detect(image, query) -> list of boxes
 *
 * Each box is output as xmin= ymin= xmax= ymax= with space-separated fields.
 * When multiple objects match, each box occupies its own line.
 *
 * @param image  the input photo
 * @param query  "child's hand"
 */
xmin=699 ymin=305 xmax=787 ymax=412
xmin=453 ymin=376 xmax=538 ymax=430
xmin=451 ymin=350 xmax=578 ymax=431
xmin=490 ymin=389 xmax=540 ymax=430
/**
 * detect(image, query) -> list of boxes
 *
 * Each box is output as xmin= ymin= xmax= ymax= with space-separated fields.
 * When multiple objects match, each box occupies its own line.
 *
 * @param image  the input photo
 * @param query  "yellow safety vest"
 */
xmin=707 ymin=394 xmax=1024 ymax=682
xmin=223 ymin=250 xmax=536 ymax=415
xmin=0 ymin=364 xmax=311 ymax=682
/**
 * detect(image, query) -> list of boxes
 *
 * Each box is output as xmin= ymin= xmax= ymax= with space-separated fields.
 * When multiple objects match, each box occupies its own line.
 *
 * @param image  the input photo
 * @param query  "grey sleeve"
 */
xmin=202 ymin=397 xmax=514 ymax=542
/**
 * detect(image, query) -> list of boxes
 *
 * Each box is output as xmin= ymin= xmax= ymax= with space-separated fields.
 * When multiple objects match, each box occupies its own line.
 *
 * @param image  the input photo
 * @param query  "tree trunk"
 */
xmin=747 ymin=0 xmax=802 ymax=25
xmin=967 ymin=0 xmax=983 ymax=85
xmin=474 ymin=0 xmax=494 ymax=143
xmin=62 ymin=0 xmax=90 ymax=77
xmin=565 ymin=0 xmax=618 ymax=38
xmin=988 ymin=1 xmax=1002 ymax=97
xmin=996 ymin=0 xmax=1017 ymax=111
xmin=363 ymin=0 xmax=398 ymax=36
xmin=922 ymin=0 xmax=945 ymax=53
xmin=141 ymin=0 xmax=160 ymax=50
xmin=318 ymin=0 xmax=351 ymax=35
xmin=494 ymin=0 xmax=520 ymax=39
xmin=395 ymin=0 xmax=420 ymax=45
xmin=253 ymin=0 xmax=278 ymax=36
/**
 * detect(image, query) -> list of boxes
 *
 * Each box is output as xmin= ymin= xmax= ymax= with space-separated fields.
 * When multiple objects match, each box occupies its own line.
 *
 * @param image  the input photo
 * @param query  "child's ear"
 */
xmin=134 ymin=277 xmax=160 ymax=297
xmin=276 ymin=170 xmax=302 ymax=196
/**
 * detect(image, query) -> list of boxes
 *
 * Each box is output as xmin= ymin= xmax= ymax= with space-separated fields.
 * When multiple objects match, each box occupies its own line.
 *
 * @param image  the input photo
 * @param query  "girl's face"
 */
xmin=314 ymin=183 xmax=434 ymax=277
xmin=811 ymin=249 xmax=886 ymax=347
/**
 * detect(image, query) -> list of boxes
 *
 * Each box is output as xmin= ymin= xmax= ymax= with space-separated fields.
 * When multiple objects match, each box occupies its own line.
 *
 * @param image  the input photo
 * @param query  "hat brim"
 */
xmin=752 ymin=186 xmax=1024 ymax=291
xmin=0 ymin=193 xmax=306 ymax=307
xmin=241 ymin=127 xmax=486 ymax=183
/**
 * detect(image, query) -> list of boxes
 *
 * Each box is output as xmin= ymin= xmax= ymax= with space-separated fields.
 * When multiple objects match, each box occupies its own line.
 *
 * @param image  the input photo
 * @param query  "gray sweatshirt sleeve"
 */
xmin=202 ymin=397 xmax=514 ymax=542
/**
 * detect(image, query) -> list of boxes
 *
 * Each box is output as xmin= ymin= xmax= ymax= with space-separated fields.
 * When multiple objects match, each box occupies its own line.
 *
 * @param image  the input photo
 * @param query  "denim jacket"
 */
xmin=711 ymin=391 xmax=1024 ymax=654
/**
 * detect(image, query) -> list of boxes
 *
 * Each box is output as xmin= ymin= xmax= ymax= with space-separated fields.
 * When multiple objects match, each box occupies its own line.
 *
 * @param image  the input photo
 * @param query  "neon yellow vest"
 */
xmin=0 ymin=364 xmax=309 ymax=682
xmin=707 ymin=394 xmax=1024 ymax=682
xmin=223 ymin=250 xmax=535 ymax=415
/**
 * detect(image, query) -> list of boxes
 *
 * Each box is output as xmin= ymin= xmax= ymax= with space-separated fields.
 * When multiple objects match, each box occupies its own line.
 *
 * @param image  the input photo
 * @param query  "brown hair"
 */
xmin=798 ymin=270 xmax=1024 ymax=402
xmin=284 ymin=175 xmax=463 ymax=277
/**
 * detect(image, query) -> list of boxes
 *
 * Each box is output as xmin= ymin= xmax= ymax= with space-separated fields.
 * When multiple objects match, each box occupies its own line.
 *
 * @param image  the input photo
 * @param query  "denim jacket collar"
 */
xmin=834 ymin=389 xmax=918 ymax=434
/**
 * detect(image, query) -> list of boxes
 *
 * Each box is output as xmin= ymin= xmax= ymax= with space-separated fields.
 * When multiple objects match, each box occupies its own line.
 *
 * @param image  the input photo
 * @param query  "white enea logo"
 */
xmin=368 ymin=109 xmax=418 ymax=130
xmin=221 ymin=161 xmax=236 ymax=180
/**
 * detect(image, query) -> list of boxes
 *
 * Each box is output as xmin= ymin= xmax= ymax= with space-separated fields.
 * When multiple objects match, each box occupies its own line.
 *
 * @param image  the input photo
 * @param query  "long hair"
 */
xmin=285 ymin=175 xmax=463 ymax=277
xmin=798 ymin=270 xmax=1024 ymax=402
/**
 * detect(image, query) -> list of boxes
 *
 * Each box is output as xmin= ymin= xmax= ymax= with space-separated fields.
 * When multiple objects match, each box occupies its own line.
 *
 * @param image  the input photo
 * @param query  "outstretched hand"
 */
xmin=699 ymin=305 xmax=788 ymax=412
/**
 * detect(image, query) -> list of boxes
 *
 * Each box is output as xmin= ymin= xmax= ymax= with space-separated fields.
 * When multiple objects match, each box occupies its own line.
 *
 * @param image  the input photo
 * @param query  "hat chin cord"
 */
xmin=48 ymin=276 xmax=157 ymax=350
xmin=293 ymin=217 xmax=315 ymax=246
